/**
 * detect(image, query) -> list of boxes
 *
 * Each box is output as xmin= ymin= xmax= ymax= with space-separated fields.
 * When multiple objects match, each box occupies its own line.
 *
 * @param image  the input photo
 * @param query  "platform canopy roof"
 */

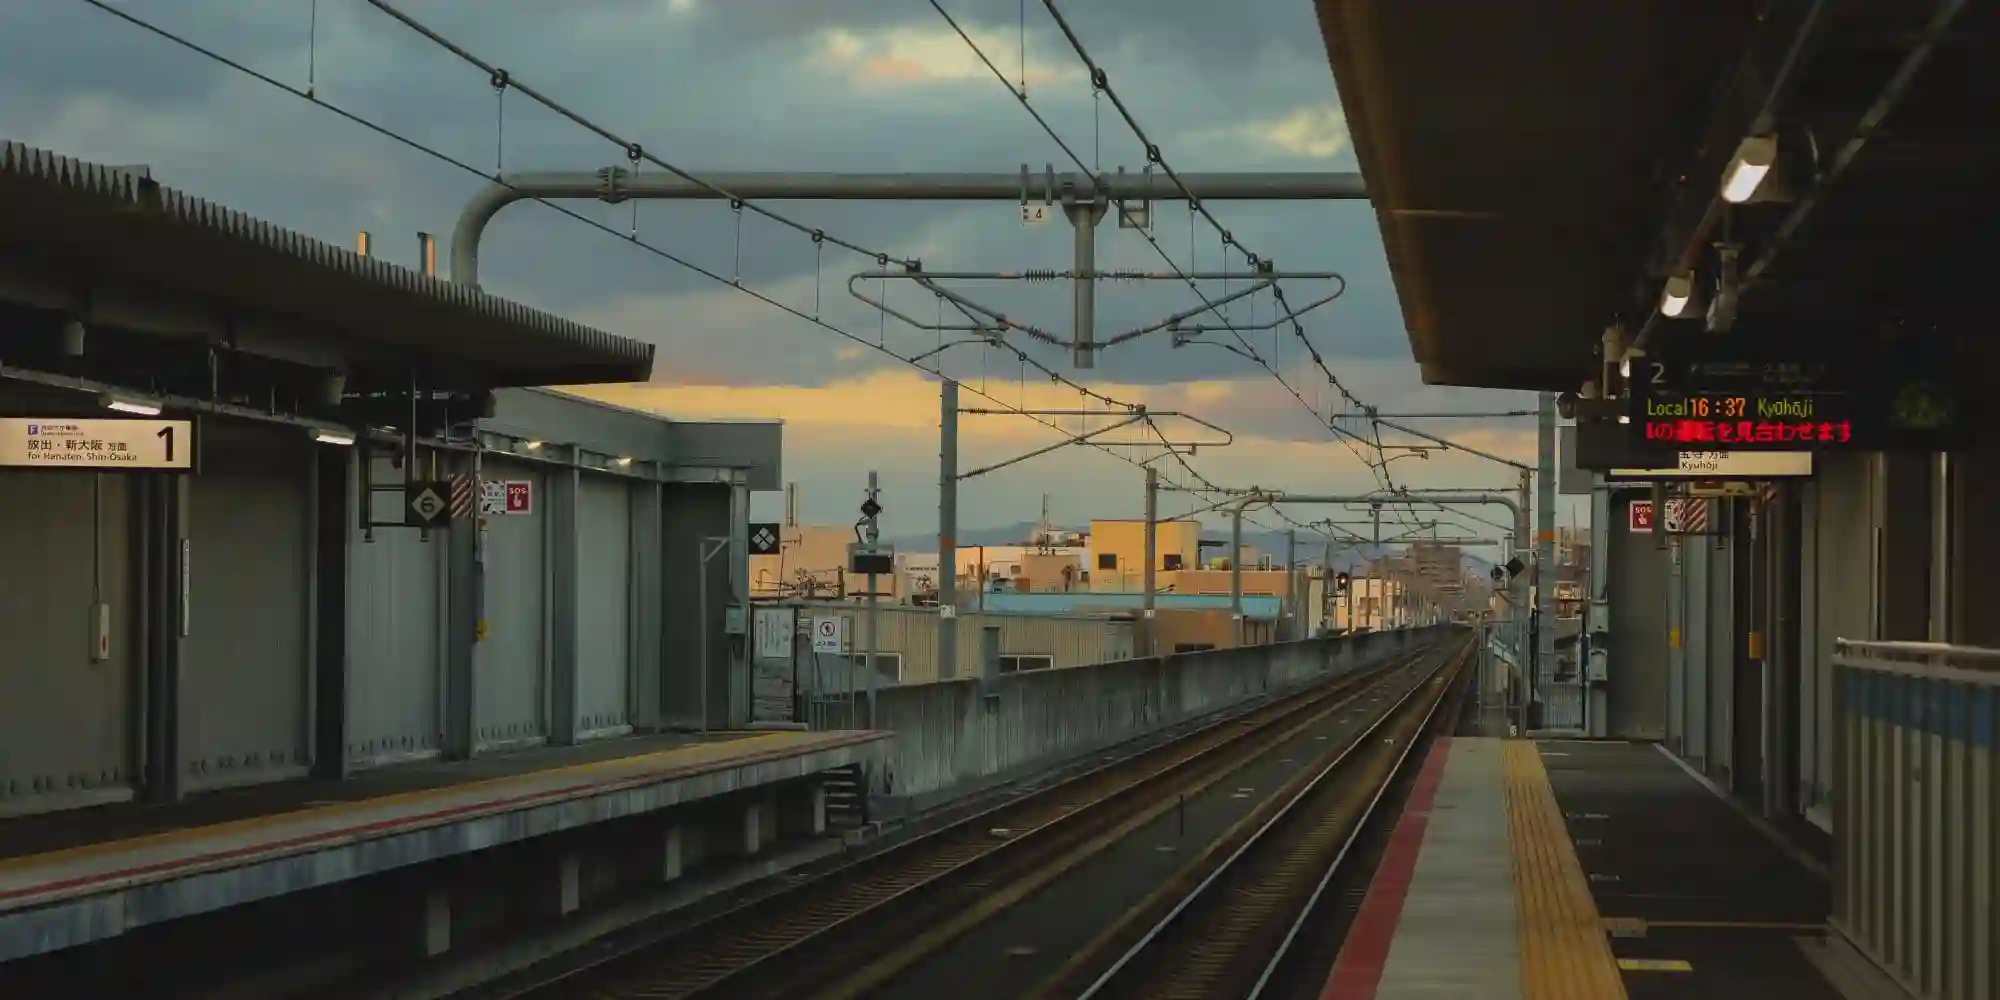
xmin=1315 ymin=0 xmax=1997 ymax=391
xmin=0 ymin=140 xmax=654 ymax=391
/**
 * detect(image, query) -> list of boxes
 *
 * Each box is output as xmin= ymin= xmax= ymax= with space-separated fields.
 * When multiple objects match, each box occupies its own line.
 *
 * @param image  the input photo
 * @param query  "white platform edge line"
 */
xmin=1650 ymin=742 xmax=1830 ymax=879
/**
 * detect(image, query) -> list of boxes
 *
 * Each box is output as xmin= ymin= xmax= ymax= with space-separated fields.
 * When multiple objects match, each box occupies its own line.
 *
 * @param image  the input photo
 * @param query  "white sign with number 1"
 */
xmin=0 ymin=418 xmax=194 ymax=470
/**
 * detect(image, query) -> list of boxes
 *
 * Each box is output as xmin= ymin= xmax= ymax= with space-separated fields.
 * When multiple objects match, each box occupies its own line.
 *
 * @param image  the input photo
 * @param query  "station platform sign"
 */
xmin=0 ymin=417 xmax=194 ymax=471
xmin=1628 ymin=333 xmax=1975 ymax=452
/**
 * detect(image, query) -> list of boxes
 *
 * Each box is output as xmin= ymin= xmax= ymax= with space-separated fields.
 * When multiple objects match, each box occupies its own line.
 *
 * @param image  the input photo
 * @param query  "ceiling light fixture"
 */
xmin=1659 ymin=274 xmax=1695 ymax=318
xmin=1720 ymin=135 xmax=1778 ymax=204
xmin=614 ymin=456 xmax=634 ymax=467
xmin=101 ymin=392 xmax=162 ymax=416
xmin=523 ymin=440 xmax=545 ymax=451
xmin=315 ymin=429 xmax=357 ymax=447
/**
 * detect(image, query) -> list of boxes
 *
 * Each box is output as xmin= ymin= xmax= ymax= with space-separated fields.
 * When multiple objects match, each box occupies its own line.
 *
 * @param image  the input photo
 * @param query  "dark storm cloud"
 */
xmin=1 ymin=0 xmax=1394 ymax=392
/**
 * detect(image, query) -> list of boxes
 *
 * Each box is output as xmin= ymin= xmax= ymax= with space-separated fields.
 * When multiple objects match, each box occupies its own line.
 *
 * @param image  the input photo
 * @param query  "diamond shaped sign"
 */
xmin=748 ymin=521 xmax=781 ymax=556
xmin=404 ymin=481 xmax=452 ymax=528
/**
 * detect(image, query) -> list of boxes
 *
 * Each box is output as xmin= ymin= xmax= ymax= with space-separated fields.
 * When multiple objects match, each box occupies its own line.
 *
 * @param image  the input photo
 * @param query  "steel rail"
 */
xmin=1073 ymin=638 xmax=1470 ymax=999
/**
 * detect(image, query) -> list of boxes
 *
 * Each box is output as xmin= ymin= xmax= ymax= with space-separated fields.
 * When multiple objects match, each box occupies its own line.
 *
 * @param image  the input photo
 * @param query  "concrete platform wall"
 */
xmin=872 ymin=625 xmax=1455 ymax=806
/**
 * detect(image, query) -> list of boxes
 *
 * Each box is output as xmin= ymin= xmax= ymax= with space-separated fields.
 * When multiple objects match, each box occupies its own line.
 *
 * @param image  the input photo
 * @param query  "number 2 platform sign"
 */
xmin=0 ymin=417 xmax=195 ymax=471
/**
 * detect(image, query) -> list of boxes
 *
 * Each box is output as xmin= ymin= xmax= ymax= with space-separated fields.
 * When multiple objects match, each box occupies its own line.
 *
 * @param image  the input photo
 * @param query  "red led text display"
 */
xmin=1641 ymin=418 xmax=1852 ymax=446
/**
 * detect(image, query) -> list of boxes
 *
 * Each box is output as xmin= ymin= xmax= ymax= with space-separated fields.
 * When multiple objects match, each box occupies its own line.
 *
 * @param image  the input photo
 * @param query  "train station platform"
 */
xmin=0 ymin=729 xmax=885 ymax=962
xmin=1323 ymin=738 xmax=1851 ymax=1000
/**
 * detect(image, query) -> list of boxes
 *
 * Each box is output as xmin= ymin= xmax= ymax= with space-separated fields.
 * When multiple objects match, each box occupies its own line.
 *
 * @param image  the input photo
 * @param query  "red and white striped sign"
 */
xmin=1677 ymin=497 xmax=1708 ymax=533
xmin=449 ymin=474 xmax=474 ymax=520
xmin=1629 ymin=498 xmax=1709 ymax=533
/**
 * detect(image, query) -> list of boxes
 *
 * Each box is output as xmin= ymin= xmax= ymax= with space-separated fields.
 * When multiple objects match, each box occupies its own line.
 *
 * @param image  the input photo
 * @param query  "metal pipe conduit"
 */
xmin=451 ymin=170 xmax=1366 ymax=285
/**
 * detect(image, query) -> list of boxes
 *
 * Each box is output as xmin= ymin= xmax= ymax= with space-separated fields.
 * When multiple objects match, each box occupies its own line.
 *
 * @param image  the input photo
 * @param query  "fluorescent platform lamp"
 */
xmin=314 ymin=429 xmax=356 ymax=446
xmin=101 ymin=393 xmax=162 ymax=416
xmin=1721 ymin=135 xmax=1778 ymax=204
xmin=614 ymin=456 xmax=634 ymax=467
xmin=1659 ymin=274 xmax=1695 ymax=317
xmin=523 ymin=440 xmax=545 ymax=451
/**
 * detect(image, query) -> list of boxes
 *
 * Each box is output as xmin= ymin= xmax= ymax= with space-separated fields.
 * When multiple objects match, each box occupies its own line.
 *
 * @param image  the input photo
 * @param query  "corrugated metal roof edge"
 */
xmin=0 ymin=140 xmax=655 ymax=369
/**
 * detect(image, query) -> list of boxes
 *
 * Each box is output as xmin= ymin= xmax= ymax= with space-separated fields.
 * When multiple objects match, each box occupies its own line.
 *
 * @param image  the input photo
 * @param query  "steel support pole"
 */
xmin=1536 ymin=392 xmax=1558 ymax=713
xmin=1230 ymin=505 xmax=1244 ymax=646
xmin=1066 ymin=200 xmax=1106 ymax=367
xmin=1288 ymin=532 xmax=1304 ymax=640
xmin=1929 ymin=453 xmax=1952 ymax=642
xmin=1588 ymin=474 xmax=1611 ymax=737
xmin=938 ymin=381 xmax=959 ymax=681
xmin=1143 ymin=466 xmax=1157 ymax=656
xmin=450 ymin=170 xmax=1366 ymax=286
xmin=1322 ymin=540 xmax=1333 ymax=635
xmin=864 ymin=471 xmax=880 ymax=729
xmin=1516 ymin=469 xmax=1532 ymax=731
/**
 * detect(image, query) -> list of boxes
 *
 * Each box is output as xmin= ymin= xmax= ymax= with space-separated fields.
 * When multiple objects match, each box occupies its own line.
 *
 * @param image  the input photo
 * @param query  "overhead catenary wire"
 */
xmin=934 ymin=0 xmax=1476 ymax=549
xmin=1029 ymin=0 xmax=1499 ymax=547
xmin=926 ymin=0 xmax=1389 ymax=486
xmin=69 ymin=0 xmax=1281 ymax=525
xmin=1030 ymin=0 xmax=1446 ymax=543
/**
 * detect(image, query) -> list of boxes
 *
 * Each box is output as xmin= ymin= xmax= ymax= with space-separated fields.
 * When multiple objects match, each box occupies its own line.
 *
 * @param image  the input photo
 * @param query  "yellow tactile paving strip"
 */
xmin=1503 ymin=741 xmax=1629 ymax=1000
xmin=0 ymin=731 xmax=877 ymax=899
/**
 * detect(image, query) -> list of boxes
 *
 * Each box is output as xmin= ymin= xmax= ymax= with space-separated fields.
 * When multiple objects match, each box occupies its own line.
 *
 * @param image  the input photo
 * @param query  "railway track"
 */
xmin=1032 ymin=635 xmax=1473 ymax=1000
xmin=486 ymin=641 xmax=1453 ymax=1000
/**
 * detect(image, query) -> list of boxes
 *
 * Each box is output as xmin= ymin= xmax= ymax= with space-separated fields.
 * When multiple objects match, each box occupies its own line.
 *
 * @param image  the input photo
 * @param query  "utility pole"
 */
xmin=938 ymin=382 xmax=958 ymax=682
xmin=1143 ymin=466 xmax=1158 ymax=656
xmin=862 ymin=473 xmax=882 ymax=729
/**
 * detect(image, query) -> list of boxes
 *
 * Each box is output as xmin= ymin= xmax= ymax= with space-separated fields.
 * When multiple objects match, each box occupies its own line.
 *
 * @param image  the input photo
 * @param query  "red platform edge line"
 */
xmin=1319 ymin=735 xmax=1453 ymax=1000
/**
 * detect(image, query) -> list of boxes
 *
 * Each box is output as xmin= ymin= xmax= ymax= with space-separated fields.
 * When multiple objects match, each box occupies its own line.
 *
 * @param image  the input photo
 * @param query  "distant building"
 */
xmin=1087 ymin=519 xmax=1202 ymax=591
xmin=749 ymin=523 xmax=915 ymax=601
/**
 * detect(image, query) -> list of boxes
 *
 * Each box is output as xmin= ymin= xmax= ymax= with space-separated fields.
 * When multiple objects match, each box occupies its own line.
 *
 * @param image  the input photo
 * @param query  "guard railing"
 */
xmin=1832 ymin=639 xmax=1999 ymax=1000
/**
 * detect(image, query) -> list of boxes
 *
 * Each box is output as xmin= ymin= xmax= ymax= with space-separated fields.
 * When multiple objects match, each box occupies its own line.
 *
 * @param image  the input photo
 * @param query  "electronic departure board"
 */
xmin=1628 ymin=335 xmax=1974 ymax=452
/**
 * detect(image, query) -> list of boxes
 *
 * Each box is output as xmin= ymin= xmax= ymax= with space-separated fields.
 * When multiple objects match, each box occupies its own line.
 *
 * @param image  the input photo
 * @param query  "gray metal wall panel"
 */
xmin=574 ymin=472 xmax=633 ymax=735
xmin=344 ymin=454 xmax=444 ymax=766
xmin=182 ymin=421 xmax=311 ymax=790
xmin=1608 ymin=492 xmax=1671 ymax=739
xmin=1667 ymin=541 xmax=1686 ymax=752
xmin=1813 ymin=455 xmax=1872 ymax=815
xmin=475 ymin=458 xmax=547 ymax=747
xmin=1708 ymin=520 xmax=1735 ymax=778
xmin=1799 ymin=477 xmax=1822 ymax=819
xmin=1688 ymin=544 xmax=1720 ymax=768
xmin=0 ymin=469 xmax=137 ymax=814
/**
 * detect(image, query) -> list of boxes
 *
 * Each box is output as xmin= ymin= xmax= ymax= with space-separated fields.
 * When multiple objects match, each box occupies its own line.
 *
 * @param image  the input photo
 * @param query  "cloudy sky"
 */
xmin=4 ymin=0 xmax=1580 ymax=543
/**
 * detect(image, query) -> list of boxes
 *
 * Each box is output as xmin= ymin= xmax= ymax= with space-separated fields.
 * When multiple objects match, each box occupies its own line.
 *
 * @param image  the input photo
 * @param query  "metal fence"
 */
xmin=1833 ymin=639 xmax=1998 ymax=1000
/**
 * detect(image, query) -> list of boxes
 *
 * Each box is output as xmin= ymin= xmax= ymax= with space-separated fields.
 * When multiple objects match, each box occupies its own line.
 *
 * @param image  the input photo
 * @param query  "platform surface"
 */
xmin=0 ymin=729 xmax=882 ymax=940
xmin=1324 ymin=738 xmax=1846 ymax=1000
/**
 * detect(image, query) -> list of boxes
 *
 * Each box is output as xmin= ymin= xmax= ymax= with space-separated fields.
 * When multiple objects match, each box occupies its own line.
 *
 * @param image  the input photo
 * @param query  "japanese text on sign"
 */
xmin=0 ymin=418 xmax=194 ymax=470
xmin=1642 ymin=418 xmax=1852 ymax=446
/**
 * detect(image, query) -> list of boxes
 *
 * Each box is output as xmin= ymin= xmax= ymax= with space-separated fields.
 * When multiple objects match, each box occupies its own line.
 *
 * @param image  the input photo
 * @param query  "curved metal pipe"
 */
xmin=451 ymin=170 xmax=1366 ymax=286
